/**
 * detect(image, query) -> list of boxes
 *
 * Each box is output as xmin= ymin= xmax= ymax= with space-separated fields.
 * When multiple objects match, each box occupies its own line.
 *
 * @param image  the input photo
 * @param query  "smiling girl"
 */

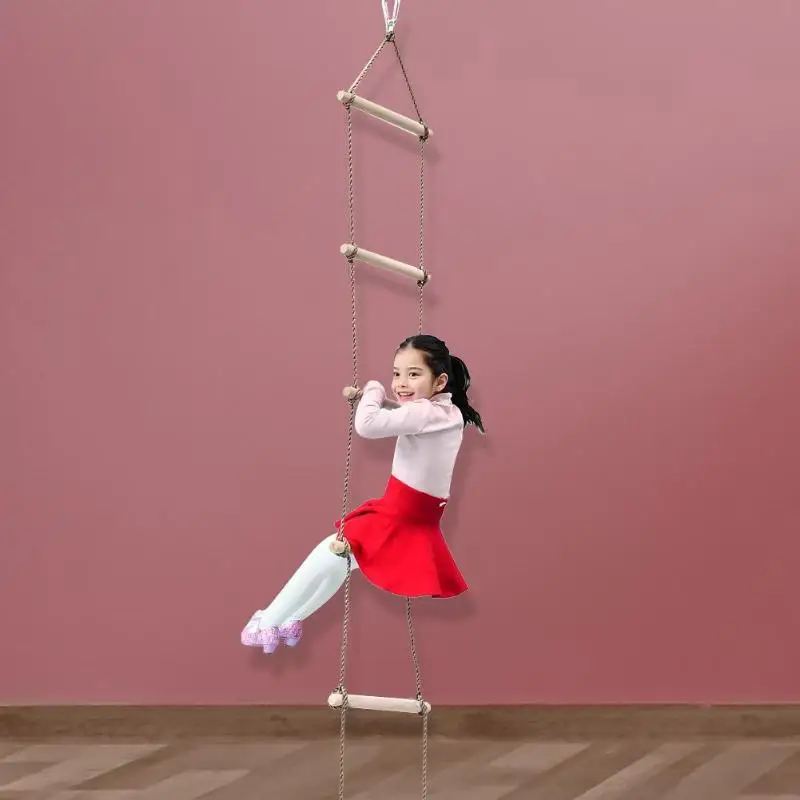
xmin=241 ymin=334 xmax=484 ymax=654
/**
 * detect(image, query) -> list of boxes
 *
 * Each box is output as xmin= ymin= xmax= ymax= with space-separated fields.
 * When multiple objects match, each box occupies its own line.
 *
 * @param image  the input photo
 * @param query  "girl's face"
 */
xmin=391 ymin=347 xmax=448 ymax=404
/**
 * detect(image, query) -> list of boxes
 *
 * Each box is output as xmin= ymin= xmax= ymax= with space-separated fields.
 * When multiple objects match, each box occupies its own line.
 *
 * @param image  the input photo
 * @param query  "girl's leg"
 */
xmin=287 ymin=548 xmax=358 ymax=623
xmin=241 ymin=533 xmax=358 ymax=650
xmin=260 ymin=533 xmax=359 ymax=627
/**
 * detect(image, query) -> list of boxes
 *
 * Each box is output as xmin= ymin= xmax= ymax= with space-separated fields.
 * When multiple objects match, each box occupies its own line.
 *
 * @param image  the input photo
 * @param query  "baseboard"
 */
xmin=2 ymin=705 xmax=800 ymax=741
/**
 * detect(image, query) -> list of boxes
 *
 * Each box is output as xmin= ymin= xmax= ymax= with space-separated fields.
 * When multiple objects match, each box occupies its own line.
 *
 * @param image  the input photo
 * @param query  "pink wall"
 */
xmin=1 ymin=1 xmax=799 ymax=706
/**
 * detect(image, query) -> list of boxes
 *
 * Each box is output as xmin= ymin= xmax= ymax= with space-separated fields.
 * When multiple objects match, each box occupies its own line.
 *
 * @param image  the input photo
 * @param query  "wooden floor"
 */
xmin=2 ymin=735 xmax=800 ymax=800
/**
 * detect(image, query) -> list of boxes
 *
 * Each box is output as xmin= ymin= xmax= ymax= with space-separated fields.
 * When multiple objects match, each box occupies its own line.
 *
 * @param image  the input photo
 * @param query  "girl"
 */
xmin=241 ymin=334 xmax=484 ymax=654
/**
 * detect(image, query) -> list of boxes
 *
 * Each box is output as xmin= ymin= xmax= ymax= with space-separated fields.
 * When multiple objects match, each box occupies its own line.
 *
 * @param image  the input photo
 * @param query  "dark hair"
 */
xmin=397 ymin=334 xmax=485 ymax=433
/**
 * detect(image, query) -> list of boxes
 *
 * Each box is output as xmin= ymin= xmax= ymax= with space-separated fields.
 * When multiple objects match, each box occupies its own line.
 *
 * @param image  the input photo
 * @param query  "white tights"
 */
xmin=256 ymin=533 xmax=360 ymax=629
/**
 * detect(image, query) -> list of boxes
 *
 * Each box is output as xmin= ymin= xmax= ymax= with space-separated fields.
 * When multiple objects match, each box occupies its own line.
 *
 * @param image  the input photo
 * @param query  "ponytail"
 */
xmin=446 ymin=355 xmax=485 ymax=434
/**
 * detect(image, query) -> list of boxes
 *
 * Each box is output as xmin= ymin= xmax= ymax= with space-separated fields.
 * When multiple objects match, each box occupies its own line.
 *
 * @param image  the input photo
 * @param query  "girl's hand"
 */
xmin=329 ymin=538 xmax=350 ymax=555
xmin=342 ymin=386 xmax=362 ymax=403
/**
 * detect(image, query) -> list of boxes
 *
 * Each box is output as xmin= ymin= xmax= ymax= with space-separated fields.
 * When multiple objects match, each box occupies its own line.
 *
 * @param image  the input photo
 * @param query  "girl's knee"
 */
xmin=311 ymin=533 xmax=359 ymax=571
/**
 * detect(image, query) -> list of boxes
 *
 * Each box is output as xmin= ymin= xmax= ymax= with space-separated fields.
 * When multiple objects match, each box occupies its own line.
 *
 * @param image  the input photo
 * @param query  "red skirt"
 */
xmin=334 ymin=475 xmax=468 ymax=598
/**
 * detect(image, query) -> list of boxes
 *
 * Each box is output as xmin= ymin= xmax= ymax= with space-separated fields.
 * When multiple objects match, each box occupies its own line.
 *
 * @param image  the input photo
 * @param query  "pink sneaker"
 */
xmin=257 ymin=625 xmax=280 ymax=654
xmin=278 ymin=620 xmax=302 ymax=647
xmin=240 ymin=612 xmax=262 ymax=647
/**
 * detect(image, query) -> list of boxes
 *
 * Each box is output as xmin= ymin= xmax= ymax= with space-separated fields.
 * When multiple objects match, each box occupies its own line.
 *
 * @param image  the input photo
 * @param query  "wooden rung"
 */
xmin=340 ymin=243 xmax=428 ymax=283
xmin=327 ymin=692 xmax=432 ymax=714
xmin=337 ymin=90 xmax=431 ymax=139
